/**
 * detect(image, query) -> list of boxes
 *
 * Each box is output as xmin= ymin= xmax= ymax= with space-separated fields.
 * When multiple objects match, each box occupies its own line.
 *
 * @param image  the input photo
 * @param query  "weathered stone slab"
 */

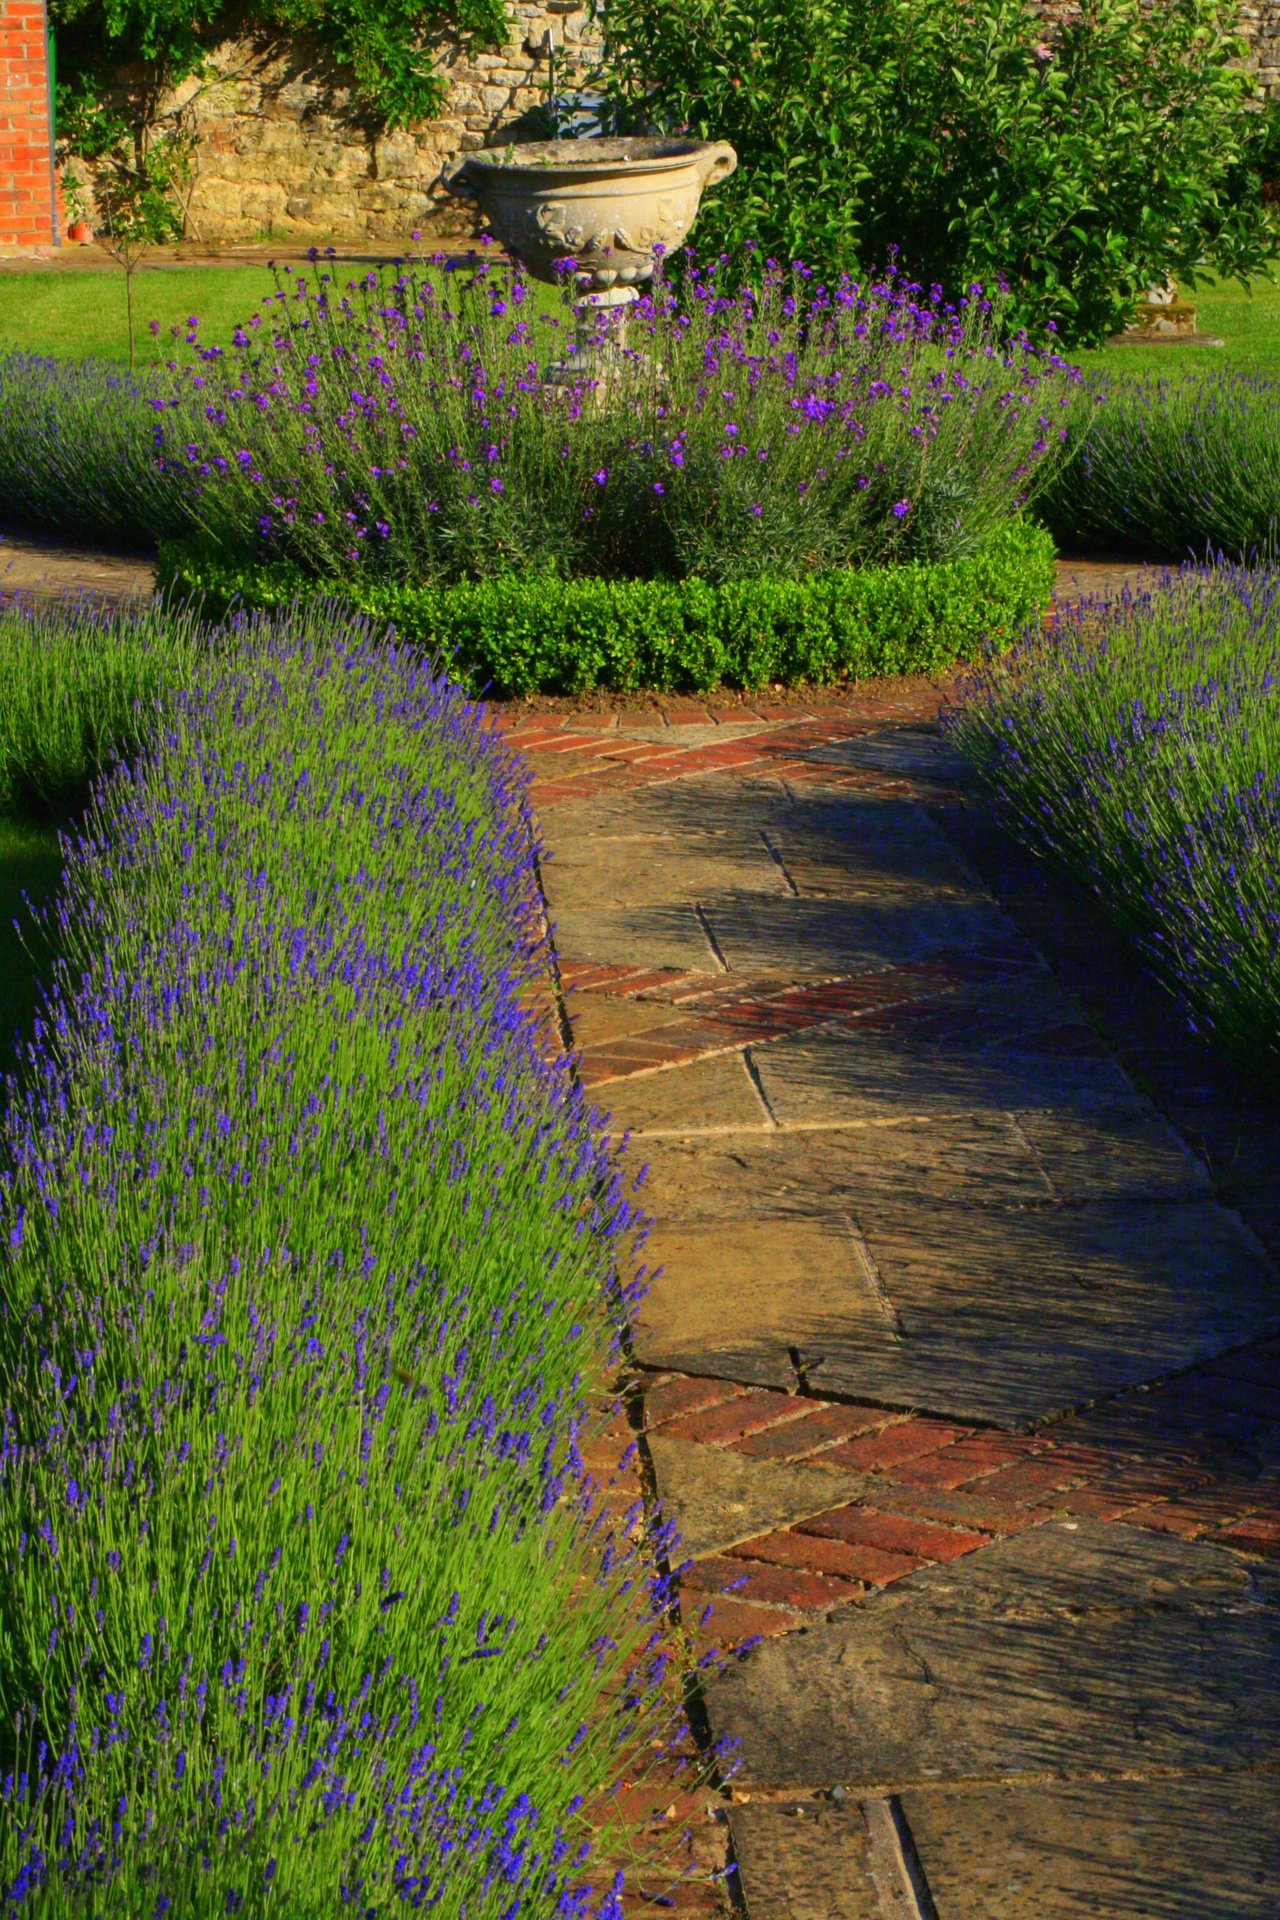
xmin=632 ymin=1192 xmax=1277 ymax=1424
xmin=603 ymin=1054 xmax=769 ymax=1137
xmin=550 ymin=902 xmax=722 ymax=971
xmin=541 ymin=841 xmax=790 ymax=911
xmin=767 ymin=799 xmax=970 ymax=879
xmin=726 ymin=1801 xmax=891 ymax=1920
xmin=639 ymin=1120 xmax=1054 ymax=1219
xmin=543 ymin=773 xmax=792 ymax=841
xmin=702 ymin=894 xmax=1010 ymax=977
xmin=634 ymin=1216 xmax=887 ymax=1382
xmin=899 ymin=1775 xmax=1280 ymax=1919
xmin=1016 ymin=1107 xmax=1210 ymax=1201
xmin=639 ymin=1113 xmax=1207 ymax=1218
xmin=805 ymin=1198 xmax=1280 ymax=1425
xmin=802 ymin=727 xmax=965 ymax=781
xmin=649 ymin=1435 xmax=867 ymax=1560
xmin=769 ymin=853 xmax=973 ymax=901
xmin=755 ymin=1026 xmax=1143 ymax=1125
xmin=705 ymin=1522 xmax=1280 ymax=1788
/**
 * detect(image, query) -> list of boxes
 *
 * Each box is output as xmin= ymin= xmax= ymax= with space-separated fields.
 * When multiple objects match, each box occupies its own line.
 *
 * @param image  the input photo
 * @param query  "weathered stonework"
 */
xmin=137 ymin=3 xmax=603 ymax=244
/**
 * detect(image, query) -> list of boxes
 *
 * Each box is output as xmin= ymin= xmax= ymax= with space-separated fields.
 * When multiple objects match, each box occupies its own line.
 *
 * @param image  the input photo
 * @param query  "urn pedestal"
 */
xmin=443 ymin=136 xmax=737 ymax=388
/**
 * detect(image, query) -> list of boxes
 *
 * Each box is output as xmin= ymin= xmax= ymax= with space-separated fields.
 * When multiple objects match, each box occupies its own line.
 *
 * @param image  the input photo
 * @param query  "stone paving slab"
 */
xmin=542 ymin=841 xmax=792 ymax=910
xmin=542 ymin=773 xmax=795 ymax=842
xmin=705 ymin=1521 xmax=1280 ymax=1788
xmin=753 ymin=1024 xmax=1145 ymax=1123
xmin=636 ymin=1217 xmax=888 ymax=1388
xmin=702 ymin=894 xmax=1012 ymax=977
xmin=553 ymin=902 xmax=726 ymax=972
xmin=729 ymin=1776 xmax=1280 ymax=1920
xmin=640 ymin=1120 xmax=1056 ymax=1216
xmin=1015 ymin=1106 xmax=1211 ymax=1200
xmin=639 ymin=1112 xmax=1208 ymax=1217
xmin=637 ymin=1197 xmax=1277 ymax=1425
xmin=812 ymin=1198 xmax=1278 ymax=1425
xmin=726 ymin=1800 xmax=902 ymax=1920
xmin=649 ymin=1434 xmax=868 ymax=1560
xmin=897 ymin=1775 xmax=1280 ymax=1919
xmin=602 ymin=1052 xmax=770 ymax=1136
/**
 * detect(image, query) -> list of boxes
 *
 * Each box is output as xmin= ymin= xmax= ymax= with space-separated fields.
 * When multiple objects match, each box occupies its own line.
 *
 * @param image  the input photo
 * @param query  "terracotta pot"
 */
xmin=442 ymin=136 xmax=737 ymax=288
xmin=68 ymin=220 xmax=94 ymax=244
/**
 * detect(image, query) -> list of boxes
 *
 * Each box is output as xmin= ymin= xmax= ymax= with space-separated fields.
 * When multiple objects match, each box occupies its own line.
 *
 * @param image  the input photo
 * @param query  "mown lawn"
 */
xmin=0 ymin=257 xmax=565 ymax=364
xmin=1074 ymin=271 xmax=1280 ymax=378
xmin=1 ymin=256 xmax=1277 ymax=370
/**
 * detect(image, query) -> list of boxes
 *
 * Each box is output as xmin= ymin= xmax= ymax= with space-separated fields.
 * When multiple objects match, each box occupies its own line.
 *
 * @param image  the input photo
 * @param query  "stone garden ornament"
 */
xmin=443 ymin=135 xmax=737 ymax=389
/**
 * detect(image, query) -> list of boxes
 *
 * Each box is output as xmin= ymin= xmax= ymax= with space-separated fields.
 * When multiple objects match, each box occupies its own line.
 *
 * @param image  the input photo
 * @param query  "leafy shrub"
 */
xmin=149 ymin=253 xmax=1074 ymax=584
xmin=0 ymin=354 xmax=187 ymax=547
xmin=595 ymin=0 xmax=1278 ymax=346
xmin=157 ymin=519 xmax=1057 ymax=694
xmin=1040 ymin=368 xmax=1280 ymax=561
xmin=0 ymin=598 xmax=682 ymax=1915
xmin=944 ymin=563 xmax=1280 ymax=1089
xmin=0 ymin=595 xmax=201 ymax=817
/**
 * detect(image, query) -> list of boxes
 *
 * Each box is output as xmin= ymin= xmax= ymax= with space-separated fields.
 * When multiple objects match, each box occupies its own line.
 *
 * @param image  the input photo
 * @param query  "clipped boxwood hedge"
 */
xmin=157 ymin=520 xmax=1056 ymax=697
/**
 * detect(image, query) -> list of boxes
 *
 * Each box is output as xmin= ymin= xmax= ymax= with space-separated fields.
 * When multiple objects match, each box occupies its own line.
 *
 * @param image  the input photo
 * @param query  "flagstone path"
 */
xmin=504 ymin=669 xmax=1280 ymax=1919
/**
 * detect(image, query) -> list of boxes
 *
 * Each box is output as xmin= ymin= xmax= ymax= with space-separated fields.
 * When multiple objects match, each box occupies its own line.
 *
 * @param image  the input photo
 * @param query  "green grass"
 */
xmin=0 ymin=260 xmax=564 ymax=366
xmin=0 ymin=266 xmax=287 ymax=364
xmin=1074 ymin=270 xmax=1280 ymax=378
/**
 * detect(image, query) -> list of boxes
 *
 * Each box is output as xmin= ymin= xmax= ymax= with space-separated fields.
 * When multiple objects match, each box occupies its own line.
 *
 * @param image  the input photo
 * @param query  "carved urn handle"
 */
xmin=695 ymin=142 xmax=737 ymax=189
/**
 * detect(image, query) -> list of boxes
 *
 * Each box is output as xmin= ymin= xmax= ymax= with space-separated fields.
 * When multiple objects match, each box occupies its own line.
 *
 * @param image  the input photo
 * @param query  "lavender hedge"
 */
xmin=0 ymin=598 xmax=682 ymax=1916
xmin=944 ymin=563 xmax=1280 ymax=1089
xmin=1041 ymin=368 xmax=1280 ymax=562
xmin=0 ymin=356 xmax=186 ymax=551
xmin=1 ymin=253 xmax=1077 ymax=592
xmin=0 ymin=597 xmax=200 ymax=819
xmin=150 ymin=253 xmax=1076 ymax=586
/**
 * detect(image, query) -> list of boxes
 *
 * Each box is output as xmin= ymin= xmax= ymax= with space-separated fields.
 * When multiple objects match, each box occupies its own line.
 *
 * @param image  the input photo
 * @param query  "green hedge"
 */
xmin=157 ymin=520 xmax=1057 ymax=696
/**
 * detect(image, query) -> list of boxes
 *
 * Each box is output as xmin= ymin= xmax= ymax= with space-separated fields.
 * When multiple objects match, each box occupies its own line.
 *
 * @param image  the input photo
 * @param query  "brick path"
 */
xmin=505 ymin=660 xmax=1280 ymax=1916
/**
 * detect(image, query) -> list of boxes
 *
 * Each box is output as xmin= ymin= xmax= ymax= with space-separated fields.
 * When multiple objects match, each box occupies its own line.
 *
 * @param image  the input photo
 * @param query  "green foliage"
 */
xmin=595 ymin=0 xmax=1279 ymax=346
xmin=156 ymin=519 xmax=1057 ymax=694
xmin=50 ymin=0 xmax=508 ymax=139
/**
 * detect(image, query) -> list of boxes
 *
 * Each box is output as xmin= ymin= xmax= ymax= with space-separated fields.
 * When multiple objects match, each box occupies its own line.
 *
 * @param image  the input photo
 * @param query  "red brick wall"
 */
xmin=0 ymin=0 xmax=58 ymax=246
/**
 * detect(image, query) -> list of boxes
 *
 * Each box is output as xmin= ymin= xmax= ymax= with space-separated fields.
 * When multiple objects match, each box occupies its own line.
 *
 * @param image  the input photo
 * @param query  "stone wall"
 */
xmin=1234 ymin=0 xmax=1280 ymax=92
xmin=154 ymin=1 xmax=602 ymax=244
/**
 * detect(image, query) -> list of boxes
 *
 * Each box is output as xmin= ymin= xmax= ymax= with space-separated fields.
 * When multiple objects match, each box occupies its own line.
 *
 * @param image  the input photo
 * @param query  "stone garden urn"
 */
xmin=442 ymin=135 xmax=737 ymax=384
